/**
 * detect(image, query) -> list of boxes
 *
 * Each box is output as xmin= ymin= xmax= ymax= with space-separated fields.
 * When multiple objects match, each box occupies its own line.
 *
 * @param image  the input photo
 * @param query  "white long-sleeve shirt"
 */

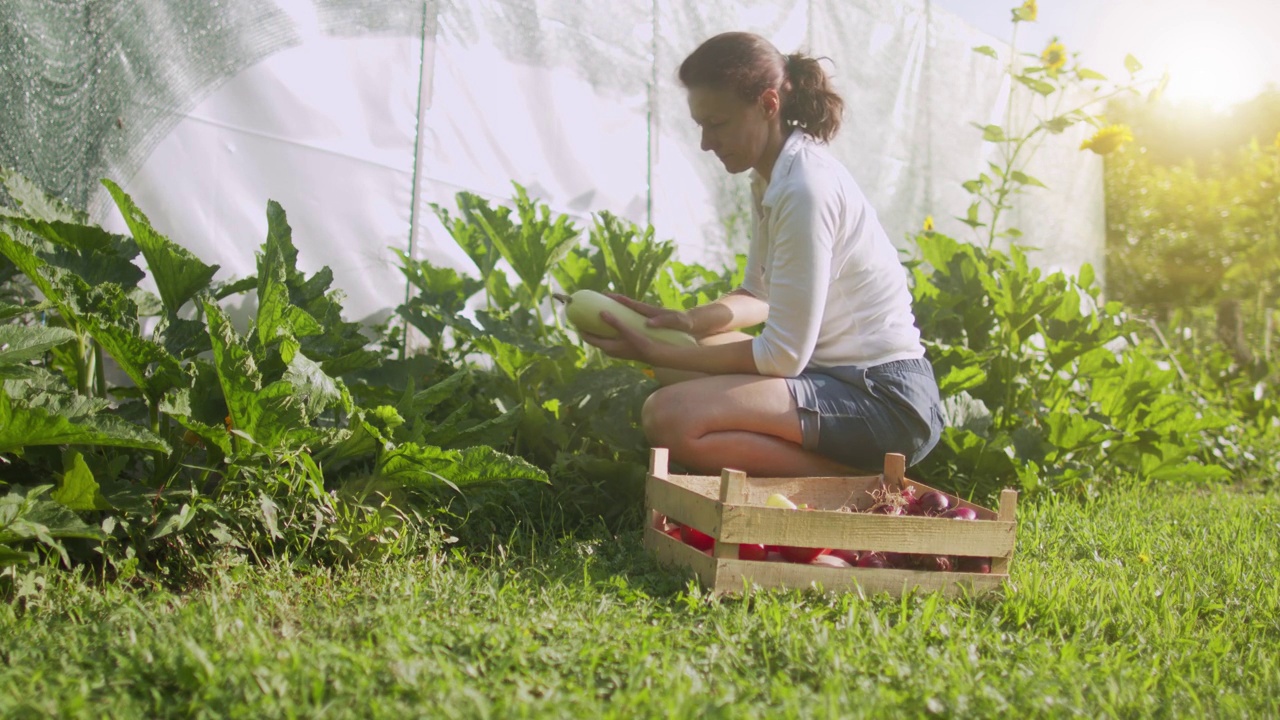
xmin=742 ymin=129 xmax=925 ymax=377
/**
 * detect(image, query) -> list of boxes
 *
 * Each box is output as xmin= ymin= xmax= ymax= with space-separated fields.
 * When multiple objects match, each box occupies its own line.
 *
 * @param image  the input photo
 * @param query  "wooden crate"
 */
xmin=643 ymin=447 xmax=1017 ymax=597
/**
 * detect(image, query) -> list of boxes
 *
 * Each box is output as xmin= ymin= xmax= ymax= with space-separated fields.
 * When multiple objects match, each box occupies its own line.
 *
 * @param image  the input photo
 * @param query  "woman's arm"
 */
xmin=585 ymin=311 xmax=761 ymax=375
xmin=685 ymin=289 xmax=770 ymax=337
xmin=610 ymin=289 xmax=768 ymax=338
xmin=649 ymin=334 xmax=759 ymax=375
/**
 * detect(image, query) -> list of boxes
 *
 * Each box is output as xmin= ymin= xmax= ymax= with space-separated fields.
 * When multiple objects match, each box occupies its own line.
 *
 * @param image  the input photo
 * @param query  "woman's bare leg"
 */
xmin=641 ymin=373 xmax=855 ymax=477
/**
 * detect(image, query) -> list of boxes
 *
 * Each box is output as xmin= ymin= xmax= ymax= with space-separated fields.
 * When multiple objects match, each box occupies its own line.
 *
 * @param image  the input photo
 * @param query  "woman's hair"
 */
xmin=677 ymin=31 xmax=844 ymax=142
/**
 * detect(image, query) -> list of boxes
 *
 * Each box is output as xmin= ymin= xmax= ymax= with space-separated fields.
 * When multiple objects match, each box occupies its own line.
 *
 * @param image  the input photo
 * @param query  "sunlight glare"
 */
xmin=1093 ymin=1 xmax=1269 ymax=110
xmin=1146 ymin=19 xmax=1259 ymax=109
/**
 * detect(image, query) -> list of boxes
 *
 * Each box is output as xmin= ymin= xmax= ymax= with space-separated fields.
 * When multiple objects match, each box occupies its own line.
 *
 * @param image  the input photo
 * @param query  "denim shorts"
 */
xmin=784 ymin=357 xmax=945 ymax=471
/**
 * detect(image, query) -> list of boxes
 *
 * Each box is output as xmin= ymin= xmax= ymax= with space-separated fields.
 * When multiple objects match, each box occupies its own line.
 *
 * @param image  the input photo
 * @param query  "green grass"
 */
xmin=2 ymin=483 xmax=1278 ymax=719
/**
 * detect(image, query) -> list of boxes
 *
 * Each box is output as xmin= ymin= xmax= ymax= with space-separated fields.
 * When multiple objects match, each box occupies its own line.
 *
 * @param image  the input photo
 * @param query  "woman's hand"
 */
xmin=579 ymin=309 xmax=659 ymax=363
xmin=605 ymin=293 xmax=698 ymax=336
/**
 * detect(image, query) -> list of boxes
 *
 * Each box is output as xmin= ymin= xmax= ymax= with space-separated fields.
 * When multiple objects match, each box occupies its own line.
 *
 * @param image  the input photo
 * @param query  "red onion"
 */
xmin=919 ymin=554 xmax=955 ymax=572
xmin=828 ymin=549 xmax=861 ymax=565
xmin=856 ymin=552 xmax=889 ymax=569
xmin=779 ymin=546 xmax=828 ymax=564
xmin=913 ymin=491 xmax=952 ymax=516
xmin=678 ymin=525 xmax=715 ymax=551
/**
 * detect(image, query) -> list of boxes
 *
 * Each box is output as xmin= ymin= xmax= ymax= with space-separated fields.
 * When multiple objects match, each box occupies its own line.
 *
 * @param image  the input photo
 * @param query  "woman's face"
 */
xmin=687 ymin=85 xmax=779 ymax=175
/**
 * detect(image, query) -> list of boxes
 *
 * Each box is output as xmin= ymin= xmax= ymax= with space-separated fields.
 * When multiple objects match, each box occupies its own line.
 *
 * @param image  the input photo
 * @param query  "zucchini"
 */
xmin=553 ymin=290 xmax=697 ymax=347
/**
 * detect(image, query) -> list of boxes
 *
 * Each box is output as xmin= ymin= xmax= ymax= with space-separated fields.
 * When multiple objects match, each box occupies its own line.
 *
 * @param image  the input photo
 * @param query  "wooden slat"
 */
xmin=652 ymin=471 xmax=899 ymax=512
xmin=992 ymin=488 xmax=1019 ymax=574
xmin=648 ymin=447 xmax=669 ymax=478
xmin=658 ymin=473 xmax=721 ymax=499
xmin=656 ymin=470 xmax=889 ymax=511
xmin=719 ymin=468 xmax=747 ymax=503
xmin=718 ymin=505 xmax=1016 ymax=557
xmin=710 ymin=558 xmax=1007 ymax=598
xmin=645 ymin=475 xmax=723 ymax=538
xmin=883 ymin=453 xmax=906 ymax=488
xmin=738 ymin=475 xmax=884 ymax=510
xmin=644 ymin=525 xmax=717 ymax=586
xmin=649 ymin=509 xmax=664 ymax=531
xmin=714 ymin=469 xmax=747 ymax=560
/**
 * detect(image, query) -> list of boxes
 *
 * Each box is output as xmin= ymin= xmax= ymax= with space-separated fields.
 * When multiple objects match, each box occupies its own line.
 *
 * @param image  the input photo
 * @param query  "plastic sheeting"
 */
xmin=0 ymin=0 xmax=1105 ymax=327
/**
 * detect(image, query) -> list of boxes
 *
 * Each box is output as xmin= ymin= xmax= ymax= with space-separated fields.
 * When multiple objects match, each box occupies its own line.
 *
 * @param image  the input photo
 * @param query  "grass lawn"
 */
xmin=2 ymin=482 xmax=1278 ymax=719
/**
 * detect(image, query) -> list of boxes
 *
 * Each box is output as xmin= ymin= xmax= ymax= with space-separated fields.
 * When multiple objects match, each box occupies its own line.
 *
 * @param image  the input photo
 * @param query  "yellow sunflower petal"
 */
xmin=1080 ymin=124 xmax=1134 ymax=156
xmin=1041 ymin=41 xmax=1067 ymax=73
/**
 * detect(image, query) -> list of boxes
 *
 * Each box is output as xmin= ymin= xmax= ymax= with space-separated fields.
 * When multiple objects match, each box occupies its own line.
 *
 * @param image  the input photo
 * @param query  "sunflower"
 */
xmin=1080 ymin=124 xmax=1134 ymax=156
xmin=923 ymin=215 xmax=935 ymax=232
xmin=1041 ymin=40 xmax=1067 ymax=74
xmin=1014 ymin=0 xmax=1038 ymax=22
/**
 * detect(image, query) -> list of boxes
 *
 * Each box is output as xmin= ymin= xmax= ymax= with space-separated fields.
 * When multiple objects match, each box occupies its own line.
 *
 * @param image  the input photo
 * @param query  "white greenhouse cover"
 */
xmin=5 ymin=0 xmax=1105 ymax=332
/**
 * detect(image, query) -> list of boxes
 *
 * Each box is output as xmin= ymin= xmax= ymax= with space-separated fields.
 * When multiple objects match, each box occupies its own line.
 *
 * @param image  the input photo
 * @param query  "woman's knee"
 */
xmin=642 ymin=387 xmax=685 ymax=446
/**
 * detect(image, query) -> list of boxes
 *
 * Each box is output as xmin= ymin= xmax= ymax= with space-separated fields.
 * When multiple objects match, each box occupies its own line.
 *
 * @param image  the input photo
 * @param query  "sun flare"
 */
xmin=1094 ymin=1 xmax=1270 ymax=110
xmin=1146 ymin=20 xmax=1259 ymax=108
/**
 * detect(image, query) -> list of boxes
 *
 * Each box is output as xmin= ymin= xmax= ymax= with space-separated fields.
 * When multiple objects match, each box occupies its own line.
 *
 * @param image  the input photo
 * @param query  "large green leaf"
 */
xmin=0 ymin=325 xmax=76 ymax=365
xmin=480 ymin=183 xmax=580 ymax=299
xmin=204 ymin=300 xmax=326 ymax=452
xmin=102 ymin=179 xmax=218 ymax=314
xmin=0 ymin=167 xmax=84 ymax=223
xmin=395 ymin=250 xmax=485 ymax=311
xmin=69 ymin=279 xmax=187 ymax=398
xmin=395 ymin=369 xmax=471 ymax=419
xmin=245 ymin=201 xmax=379 ymax=377
xmin=4 ymin=368 xmax=90 ymax=411
xmin=447 ymin=445 xmax=547 ymax=484
xmin=51 ymin=450 xmax=113 ymax=511
xmin=472 ymin=311 xmax=571 ymax=363
xmin=1 ymin=485 xmax=106 ymax=566
xmin=0 ymin=228 xmax=73 ymax=318
xmin=159 ymin=361 xmax=233 ymax=455
xmin=282 ymin=349 xmax=351 ymax=421
xmin=203 ymin=299 xmax=260 ymax=431
xmin=314 ymin=404 xmax=403 ymax=471
xmin=0 ymin=544 xmax=34 ymax=567
xmin=5 ymin=217 xmax=124 ymax=254
xmin=1043 ymin=410 xmax=1113 ymax=454
xmin=551 ymin=246 xmax=606 ymax=296
xmin=239 ymin=381 xmax=313 ymax=452
xmin=377 ymin=442 xmax=547 ymax=489
xmin=0 ymin=392 xmax=170 ymax=454
xmin=432 ymin=192 xmax=501 ymax=278
xmin=417 ymin=403 xmax=519 ymax=450
xmin=439 ymin=406 xmax=522 ymax=450
xmin=256 ymin=202 xmax=323 ymax=348
xmin=589 ymin=211 xmax=674 ymax=301
xmin=161 ymin=388 xmax=233 ymax=455
xmin=0 ymin=301 xmax=51 ymax=322
xmin=158 ymin=315 xmax=212 ymax=360
xmin=2 ymin=217 xmax=145 ymax=289
xmin=318 ymin=349 xmax=383 ymax=377
xmin=937 ymin=364 xmax=987 ymax=396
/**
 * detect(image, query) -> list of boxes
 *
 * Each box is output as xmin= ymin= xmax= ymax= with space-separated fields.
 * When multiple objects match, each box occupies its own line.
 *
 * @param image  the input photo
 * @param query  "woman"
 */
xmin=582 ymin=31 xmax=943 ymax=478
